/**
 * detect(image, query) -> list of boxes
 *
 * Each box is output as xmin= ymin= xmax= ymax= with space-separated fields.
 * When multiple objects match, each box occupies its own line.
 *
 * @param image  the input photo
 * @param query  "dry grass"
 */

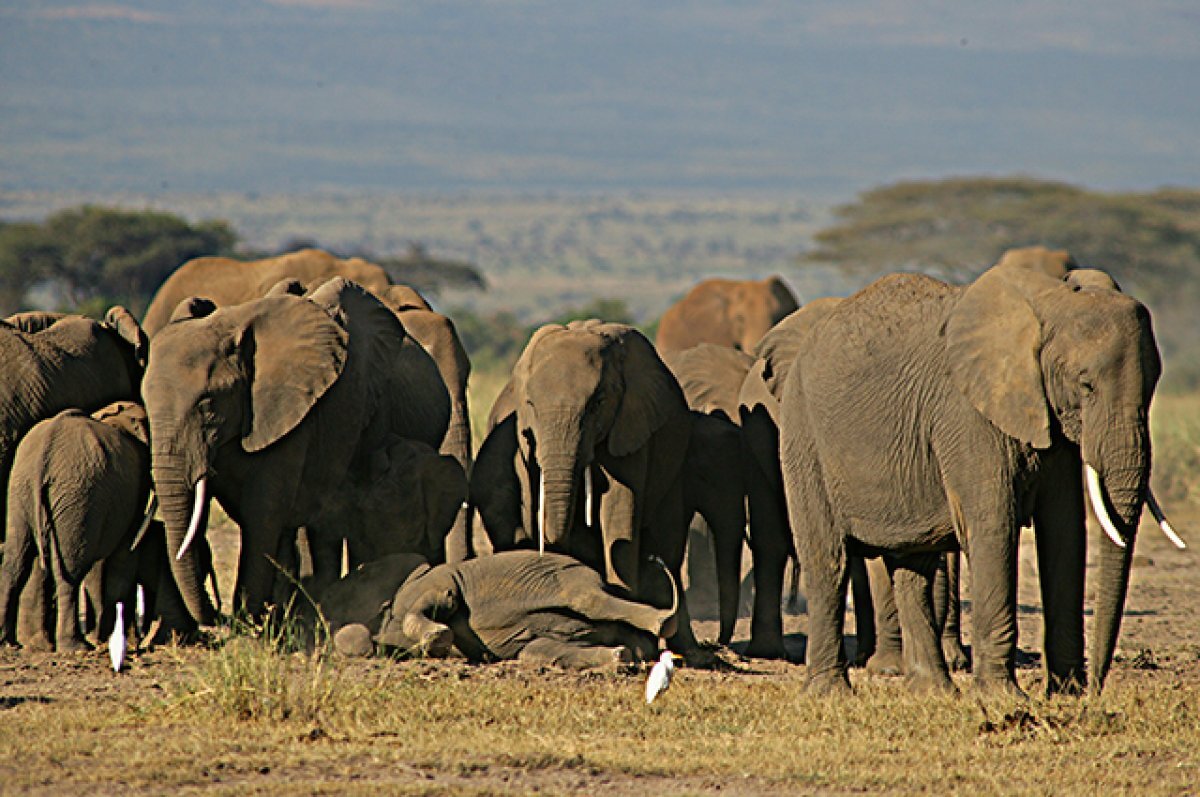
xmin=1152 ymin=393 xmax=1200 ymax=510
xmin=2 ymin=647 xmax=1198 ymax=794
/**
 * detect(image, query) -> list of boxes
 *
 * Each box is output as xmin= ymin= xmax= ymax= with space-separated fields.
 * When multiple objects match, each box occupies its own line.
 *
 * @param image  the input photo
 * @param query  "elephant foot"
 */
xmin=865 ymin=648 xmax=905 ymax=676
xmin=19 ymin=632 xmax=54 ymax=653
xmin=56 ymin=635 xmax=94 ymax=653
xmin=904 ymin=668 xmax=957 ymax=694
xmin=805 ymin=669 xmax=853 ymax=696
xmin=743 ymin=636 xmax=789 ymax=661
xmin=942 ymin=637 xmax=971 ymax=672
xmin=972 ymin=669 xmax=1027 ymax=700
xmin=334 ymin=624 xmax=374 ymax=658
xmin=1044 ymin=670 xmax=1086 ymax=697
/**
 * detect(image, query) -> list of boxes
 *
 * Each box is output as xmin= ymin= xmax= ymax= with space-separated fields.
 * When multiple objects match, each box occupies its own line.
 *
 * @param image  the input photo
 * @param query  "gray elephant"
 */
xmin=481 ymin=320 xmax=696 ymax=651
xmin=141 ymin=248 xmax=393 ymax=336
xmin=142 ymin=278 xmax=451 ymax=625
xmin=0 ymin=308 xmax=147 ymax=646
xmin=471 ymin=405 xmax=746 ymax=648
xmin=0 ymin=402 xmax=154 ymax=650
xmin=304 ymin=435 xmax=467 ymax=593
xmin=325 ymin=551 xmax=677 ymax=669
xmin=779 ymin=247 xmax=1164 ymax=695
xmin=655 ymin=276 xmax=799 ymax=354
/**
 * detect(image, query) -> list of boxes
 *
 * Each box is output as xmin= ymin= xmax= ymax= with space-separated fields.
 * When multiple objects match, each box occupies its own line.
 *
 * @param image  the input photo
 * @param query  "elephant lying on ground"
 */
xmin=323 ymin=551 xmax=678 ymax=670
xmin=0 ymin=402 xmax=154 ymax=650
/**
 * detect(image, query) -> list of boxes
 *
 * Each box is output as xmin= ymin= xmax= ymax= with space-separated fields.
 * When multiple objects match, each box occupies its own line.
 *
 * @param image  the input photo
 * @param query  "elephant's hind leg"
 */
xmin=886 ymin=553 xmax=953 ymax=693
xmin=517 ymin=637 xmax=635 ymax=671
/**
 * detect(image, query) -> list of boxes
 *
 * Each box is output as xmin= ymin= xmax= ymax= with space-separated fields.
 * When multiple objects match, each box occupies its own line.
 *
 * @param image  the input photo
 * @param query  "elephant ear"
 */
xmin=945 ymin=256 xmax=1066 ymax=449
xmin=169 ymin=296 xmax=218 ymax=324
xmin=103 ymin=306 xmax=150 ymax=366
xmin=242 ymin=296 xmax=349 ymax=452
xmin=308 ymin=277 xmax=450 ymax=449
xmin=486 ymin=379 xmax=518 ymax=433
xmin=609 ymin=327 xmax=687 ymax=457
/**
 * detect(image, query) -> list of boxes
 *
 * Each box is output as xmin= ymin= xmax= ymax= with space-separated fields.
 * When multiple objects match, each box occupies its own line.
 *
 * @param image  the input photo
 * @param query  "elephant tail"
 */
xmin=647 ymin=555 xmax=679 ymax=620
xmin=32 ymin=481 xmax=68 ymax=581
xmin=786 ymin=550 xmax=802 ymax=613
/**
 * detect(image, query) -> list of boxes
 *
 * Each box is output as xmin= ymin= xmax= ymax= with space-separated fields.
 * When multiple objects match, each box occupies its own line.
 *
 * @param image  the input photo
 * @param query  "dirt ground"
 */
xmin=2 ymin=508 xmax=1197 ymax=794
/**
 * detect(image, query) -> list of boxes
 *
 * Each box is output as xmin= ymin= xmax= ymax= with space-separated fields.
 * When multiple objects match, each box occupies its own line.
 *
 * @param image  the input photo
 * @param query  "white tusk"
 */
xmin=1086 ymin=464 xmax=1126 ymax=549
xmin=537 ymin=470 xmax=545 ymax=556
xmin=130 ymin=493 xmax=159 ymax=551
xmin=584 ymin=467 xmax=593 ymax=529
xmin=1146 ymin=489 xmax=1186 ymax=549
xmin=176 ymin=477 xmax=208 ymax=561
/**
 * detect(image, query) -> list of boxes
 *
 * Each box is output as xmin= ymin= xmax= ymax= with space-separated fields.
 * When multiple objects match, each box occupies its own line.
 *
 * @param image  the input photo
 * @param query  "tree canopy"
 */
xmin=0 ymin=205 xmax=237 ymax=316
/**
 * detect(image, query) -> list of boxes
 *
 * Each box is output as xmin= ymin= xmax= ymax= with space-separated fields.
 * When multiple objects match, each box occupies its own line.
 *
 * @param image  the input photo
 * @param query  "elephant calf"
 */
xmin=0 ymin=402 xmax=153 ymax=650
xmin=323 ymin=551 xmax=678 ymax=670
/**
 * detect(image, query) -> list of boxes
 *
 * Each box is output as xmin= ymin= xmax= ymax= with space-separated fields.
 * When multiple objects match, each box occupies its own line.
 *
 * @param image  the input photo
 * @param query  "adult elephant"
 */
xmin=0 ymin=307 xmax=148 ymax=646
xmin=487 ymin=320 xmax=696 ymax=650
xmin=655 ymin=276 xmax=799 ymax=354
xmin=142 ymin=278 xmax=450 ymax=624
xmin=779 ymin=247 xmax=1165 ymax=696
xmin=141 ymin=249 xmax=392 ymax=336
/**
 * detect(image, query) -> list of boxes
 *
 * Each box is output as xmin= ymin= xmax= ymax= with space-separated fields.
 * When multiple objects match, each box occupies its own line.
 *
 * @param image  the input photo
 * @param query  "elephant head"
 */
xmin=511 ymin=320 xmax=687 ymax=557
xmin=143 ymin=294 xmax=349 ymax=623
xmin=945 ymin=246 xmax=1162 ymax=690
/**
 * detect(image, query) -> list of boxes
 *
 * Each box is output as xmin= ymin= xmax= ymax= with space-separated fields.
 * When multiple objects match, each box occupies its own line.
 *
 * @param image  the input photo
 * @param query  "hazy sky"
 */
xmin=2 ymin=1 xmax=1198 ymax=197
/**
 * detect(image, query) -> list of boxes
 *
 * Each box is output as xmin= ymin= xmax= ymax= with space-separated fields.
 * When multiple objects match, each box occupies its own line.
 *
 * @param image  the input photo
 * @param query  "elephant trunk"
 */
xmin=440 ymin=407 xmax=474 ymax=562
xmin=1085 ymin=422 xmax=1150 ymax=693
xmin=153 ymin=458 xmax=216 ymax=626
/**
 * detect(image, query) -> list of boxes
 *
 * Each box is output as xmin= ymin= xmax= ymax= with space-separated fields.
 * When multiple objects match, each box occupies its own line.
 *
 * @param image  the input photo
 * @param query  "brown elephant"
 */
xmin=655 ymin=276 xmax=799 ymax=354
xmin=323 ymin=551 xmax=677 ymax=669
xmin=779 ymin=247 xmax=1166 ymax=696
xmin=0 ymin=307 xmax=147 ymax=647
xmin=485 ymin=320 xmax=697 ymax=652
xmin=0 ymin=402 xmax=154 ymax=650
xmin=141 ymin=248 xmax=393 ymax=336
xmin=142 ymin=278 xmax=450 ymax=624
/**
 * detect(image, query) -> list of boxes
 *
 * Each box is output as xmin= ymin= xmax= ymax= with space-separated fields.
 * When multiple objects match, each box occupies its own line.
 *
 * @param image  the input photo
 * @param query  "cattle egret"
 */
xmin=645 ymin=650 xmax=677 ymax=704
xmin=109 ymin=603 xmax=127 ymax=673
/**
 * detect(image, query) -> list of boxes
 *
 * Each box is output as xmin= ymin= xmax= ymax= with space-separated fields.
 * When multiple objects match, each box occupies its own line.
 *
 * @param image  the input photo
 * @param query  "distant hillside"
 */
xmin=0 ymin=190 xmax=851 ymax=321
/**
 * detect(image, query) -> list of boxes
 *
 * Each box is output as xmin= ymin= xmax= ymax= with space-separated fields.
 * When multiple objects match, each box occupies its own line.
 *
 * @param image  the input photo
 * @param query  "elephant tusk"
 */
xmin=130 ymin=493 xmax=158 ymax=551
xmin=584 ymin=467 xmax=593 ymax=529
xmin=1085 ymin=465 xmax=1126 ymax=549
xmin=1147 ymin=489 xmax=1186 ymax=549
xmin=537 ymin=470 xmax=545 ymax=556
xmin=176 ymin=477 xmax=208 ymax=561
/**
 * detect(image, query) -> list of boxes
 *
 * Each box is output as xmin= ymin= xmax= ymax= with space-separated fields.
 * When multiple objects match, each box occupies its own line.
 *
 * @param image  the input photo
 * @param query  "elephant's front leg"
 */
xmin=886 ymin=553 xmax=953 ymax=692
xmin=1032 ymin=450 xmax=1086 ymax=695
xmin=744 ymin=473 xmax=789 ymax=659
xmin=847 ymin=555 xmax=875 ymax=667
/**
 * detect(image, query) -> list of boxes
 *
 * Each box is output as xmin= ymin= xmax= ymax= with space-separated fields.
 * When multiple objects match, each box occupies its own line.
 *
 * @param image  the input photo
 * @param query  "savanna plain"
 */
xmin=0 ymin=393 xmax=1197 ymax=796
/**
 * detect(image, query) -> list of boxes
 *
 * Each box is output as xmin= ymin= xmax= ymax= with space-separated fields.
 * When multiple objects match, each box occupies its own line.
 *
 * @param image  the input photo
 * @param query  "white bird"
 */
xmin=645 ymin=650 xmax=677 ymax=704
xmin=109 ymin=602 xmax=127 ymax=674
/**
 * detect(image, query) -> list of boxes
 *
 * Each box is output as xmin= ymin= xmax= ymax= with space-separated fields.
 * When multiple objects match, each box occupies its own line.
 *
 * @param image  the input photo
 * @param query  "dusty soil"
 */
xmin=2 ymin=509 xmax=1197 ymax=794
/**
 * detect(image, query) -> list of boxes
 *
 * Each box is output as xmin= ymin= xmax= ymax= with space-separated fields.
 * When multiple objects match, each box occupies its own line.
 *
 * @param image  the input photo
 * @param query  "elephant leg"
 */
xmin=967 ymin=518 xmax=1022 ymax=694
xmin=52 ymin=573 xmax=89 ymax=653
xmin=0 ymin=535 xmax=39 ymax=646
xmin=886 ymin=553 xmax=953 ymax=692
xmin=937 ymin=551 xmax=970 ymax=671
xmin=559 ymin=578 xmax=675 ymax=638
xmin=517 ymin=636 xmax=636 ymax=670
xmin=848 ymin=555 xmax=875 ymax=667
xmin=745 ymin=474 xmax=789 ymax=659
xmin=1032 ymin=452 xmax=1086 ymax=695
xmin=865 ymin=556 xmax=904 ymax=676
xmin=443 ymin=505 xmax=473 ymax=564
xmin=697 ymin=492 xmax=746 ymax=647
xmin=599 ymin=480 xmax=640 ymax=594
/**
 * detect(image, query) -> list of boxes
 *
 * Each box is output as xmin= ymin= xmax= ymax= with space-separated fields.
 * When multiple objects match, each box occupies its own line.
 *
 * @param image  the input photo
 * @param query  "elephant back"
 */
xmin=662 ymin=344 xmax=753 ymax=422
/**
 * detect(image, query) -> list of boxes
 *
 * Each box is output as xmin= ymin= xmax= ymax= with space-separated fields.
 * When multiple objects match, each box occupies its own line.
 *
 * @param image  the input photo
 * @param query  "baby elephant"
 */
xmin=328 ymin=551 xmax=678 ymax=670
xmin=0 ymin=402 xmax=153 ymax=651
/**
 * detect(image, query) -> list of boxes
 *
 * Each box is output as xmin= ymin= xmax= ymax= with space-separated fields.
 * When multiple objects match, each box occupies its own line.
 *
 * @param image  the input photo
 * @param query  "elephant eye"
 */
xmin=1080 ymin=378 xmax=1095 ymax=396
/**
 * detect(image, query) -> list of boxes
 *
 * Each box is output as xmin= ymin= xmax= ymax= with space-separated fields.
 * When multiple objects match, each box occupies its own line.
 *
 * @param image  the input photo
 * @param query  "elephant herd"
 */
xmin=0 ymin=245 xmax=1180 ymax=699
